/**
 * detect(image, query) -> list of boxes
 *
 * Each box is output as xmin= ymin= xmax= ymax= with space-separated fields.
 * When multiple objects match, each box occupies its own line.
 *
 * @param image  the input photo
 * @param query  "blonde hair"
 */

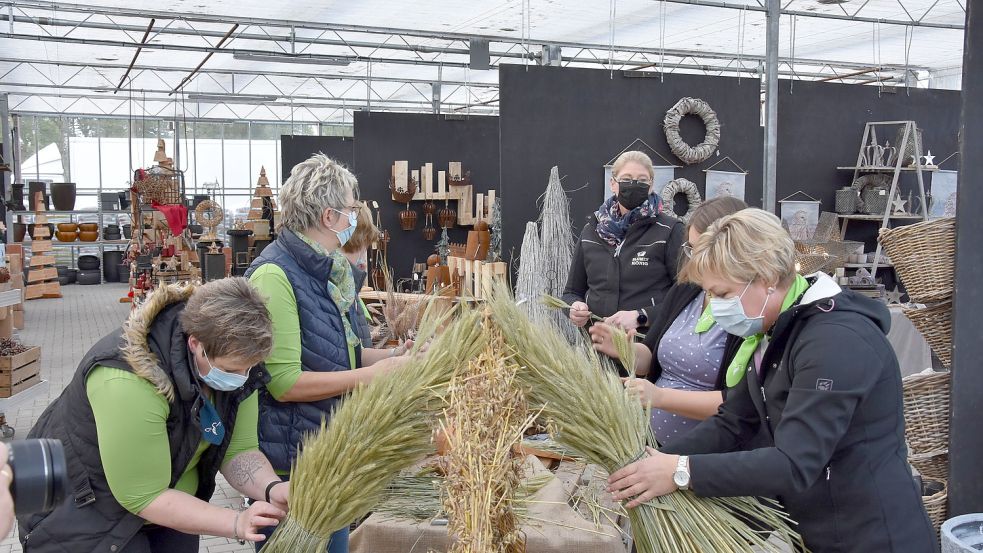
xmin=679 ymin=208 xmax=796 ymax=287
xmin=341 ymin=202 xmax=381 ymax=254
xmin=611 ymin=150 xmax=655 ymax=180
xmin=181 ymin=277 xmax=273 ymax=363
xmin=280 ymin=153 xmax=360 ymax=233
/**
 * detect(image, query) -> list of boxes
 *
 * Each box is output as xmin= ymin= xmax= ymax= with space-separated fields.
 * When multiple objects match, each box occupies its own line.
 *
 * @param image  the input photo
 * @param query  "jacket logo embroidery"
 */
xmin=631 ymin=250 xmax=649 ymax=267
xmin=816 ymin=378 xmax=834 ymax=391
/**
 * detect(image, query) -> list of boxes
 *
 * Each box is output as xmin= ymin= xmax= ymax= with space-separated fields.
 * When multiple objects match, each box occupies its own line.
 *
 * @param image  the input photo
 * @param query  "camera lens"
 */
xmin=8 ymin=439 xmax=69 ymax=515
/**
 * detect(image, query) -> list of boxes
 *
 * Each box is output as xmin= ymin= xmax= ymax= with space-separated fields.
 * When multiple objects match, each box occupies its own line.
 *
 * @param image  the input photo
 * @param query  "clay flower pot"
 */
xmin=55 ymin=231 xmax=78 ymax=242
xmin=13 ymin=223 xmax=27 ymax=243
xmin=78 ymin=230 xmax=99 ymax=242
xmin=57 ymin=223 xmax=79 ymax=233
xmin=50 ymin=182 xmax=77 ymax=211
xmin=78 ymin=223 xmax=99 ymax=232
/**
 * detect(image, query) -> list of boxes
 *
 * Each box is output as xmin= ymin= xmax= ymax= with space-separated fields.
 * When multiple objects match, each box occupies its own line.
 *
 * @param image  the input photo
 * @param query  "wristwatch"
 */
xmin=672 ymin=456 xmax=691 ymax=490
xmin=636 ymin=309 xmax=648 ymax=326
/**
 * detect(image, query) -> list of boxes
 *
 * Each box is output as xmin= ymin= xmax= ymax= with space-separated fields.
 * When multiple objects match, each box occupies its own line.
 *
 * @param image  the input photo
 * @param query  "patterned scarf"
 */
xmin=594 ymin=194 xmax=663 ymax=248
xmin=297 ymin=233 xmax=361 ymax=349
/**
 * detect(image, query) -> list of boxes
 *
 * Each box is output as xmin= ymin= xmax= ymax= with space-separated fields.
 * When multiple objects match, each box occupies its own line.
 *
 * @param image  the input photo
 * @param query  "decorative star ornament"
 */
xmin=922 ymin=150 xmax=937 ymax=167
xmin=891 ymin=195 xmax=908 ymax=215
xmin=885 ymin=286 xmax=905 ymax=305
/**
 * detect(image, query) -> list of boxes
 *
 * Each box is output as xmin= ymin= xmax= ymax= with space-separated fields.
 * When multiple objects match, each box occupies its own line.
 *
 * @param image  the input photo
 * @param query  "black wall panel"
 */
xmin=776 ymin=79 xmax=961 ymax=247
xmin=280 ymin=135 xmax=355 ymax=184
xmin=352 ymin=111 xmax=500 ymax=282
xmin=498 ymin=64 xmax=764 ymax=268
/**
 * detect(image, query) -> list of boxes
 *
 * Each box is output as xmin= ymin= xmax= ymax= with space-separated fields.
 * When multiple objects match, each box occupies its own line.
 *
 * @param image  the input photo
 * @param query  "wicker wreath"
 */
xmin=195 ymin=200 xmax=224 ymax=237
xmin=663 ymin=97 xmax=721 ymax=165
xmin=661 ymin=178 xmax=703 ymax=223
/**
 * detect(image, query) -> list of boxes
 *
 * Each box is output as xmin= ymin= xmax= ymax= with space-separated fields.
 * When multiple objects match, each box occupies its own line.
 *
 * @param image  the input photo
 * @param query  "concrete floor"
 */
xmin=0 ymin=283 xmax=253 ymax=553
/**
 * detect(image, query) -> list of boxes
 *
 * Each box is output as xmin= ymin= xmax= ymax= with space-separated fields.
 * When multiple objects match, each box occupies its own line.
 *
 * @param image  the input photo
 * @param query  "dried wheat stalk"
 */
xmin=442 ymin=321 xmax=532 ymax=553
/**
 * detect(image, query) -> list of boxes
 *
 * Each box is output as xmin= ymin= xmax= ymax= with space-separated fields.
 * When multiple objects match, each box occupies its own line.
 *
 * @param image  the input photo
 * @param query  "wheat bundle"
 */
xmin=259 ymin=305 xmax=486 ymax=553
xmin=486 ymin=284 xmax=806 ymax=553
xmin=442 ymin=322 xmax=533 ymax=553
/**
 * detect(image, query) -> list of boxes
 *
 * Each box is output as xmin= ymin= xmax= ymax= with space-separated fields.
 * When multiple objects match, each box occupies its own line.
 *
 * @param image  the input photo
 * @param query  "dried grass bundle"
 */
xmin=515 ymin=221 xmax=548 ymax=323
xmin=259 ymin=305 xmax=486 ymax=553
xmin=379 ymin=263 xmax=430 ymax=343
xmin=486 ymin=284 xmax=806 ymax=553
xmin=542 ymin=294 xmax=646 ymax=341
xmin=538 ymin=167 xmax=579 ymax=344
xmin=442 ymin=323 xmax=533 ymax=553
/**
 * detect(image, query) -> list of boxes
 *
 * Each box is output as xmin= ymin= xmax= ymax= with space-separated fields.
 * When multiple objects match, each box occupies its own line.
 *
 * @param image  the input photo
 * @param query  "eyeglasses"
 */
xmin=616 ymin=178 xmax=652 ymax=187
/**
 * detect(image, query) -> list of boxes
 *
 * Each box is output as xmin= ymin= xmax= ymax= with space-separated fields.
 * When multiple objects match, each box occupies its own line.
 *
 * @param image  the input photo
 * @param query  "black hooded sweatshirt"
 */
xmin=661 ymin=273 xmax=936 ymax=553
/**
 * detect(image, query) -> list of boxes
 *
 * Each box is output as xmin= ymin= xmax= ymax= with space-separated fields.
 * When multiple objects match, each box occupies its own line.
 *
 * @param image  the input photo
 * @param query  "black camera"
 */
xmin=7 ymin=439 xmax=69 ymax=515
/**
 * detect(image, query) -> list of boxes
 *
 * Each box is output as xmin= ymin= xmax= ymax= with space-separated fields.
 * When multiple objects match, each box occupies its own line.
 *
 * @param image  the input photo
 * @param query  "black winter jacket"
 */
xmin=661 ymin=274 xmax=935 ymax=553
xmin=562 ymin=212 xmax=684 ymax=323
xmin=18 ymin=286 xmax=268 ymax=553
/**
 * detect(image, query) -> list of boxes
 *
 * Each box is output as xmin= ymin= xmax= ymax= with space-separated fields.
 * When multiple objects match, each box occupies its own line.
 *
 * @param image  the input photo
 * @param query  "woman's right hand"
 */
xmin=569 ymin=301 xmax=591 ymax=327
xmin=588 ymin=323 xmax=619 ymax=358
xmin=236 ymin=502 xmax=286 ymax=542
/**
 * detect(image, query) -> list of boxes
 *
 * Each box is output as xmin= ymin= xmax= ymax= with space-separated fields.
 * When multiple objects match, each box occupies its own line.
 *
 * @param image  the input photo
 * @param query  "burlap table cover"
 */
xmin=350 ymin=456 xmax=628 ymax=553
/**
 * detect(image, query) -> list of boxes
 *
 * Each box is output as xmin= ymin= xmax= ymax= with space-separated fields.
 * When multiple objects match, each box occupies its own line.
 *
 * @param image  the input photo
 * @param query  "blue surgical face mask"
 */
xmin=199 ymin=348 xmax=249 ymax=392
xmin=329 ymin=208 xmax=358 ymax=247
xmin=709 ymin=281 xmax=774 ymax=338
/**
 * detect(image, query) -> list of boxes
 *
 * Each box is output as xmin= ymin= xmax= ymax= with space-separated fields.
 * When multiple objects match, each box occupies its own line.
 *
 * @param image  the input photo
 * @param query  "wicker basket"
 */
xmin=879 ymin=217 xmax=955 ymax=304
xmin=910 ymin=449 xmax=949 ymax=481
xmin=835 ymin=188 xmax=858 ymax=214
xmin=794 ymin=251 xmax=837 ymax=275
xmin=903 ymin=301 xmax=953 ymax=368
xmin=137 ymin=173 xmax=181 ymax=205
xmin=901 ymin=370 xmax=951 ymax=454
xmin=796 ymin=240 xmax=863 ymax=271
xmin=921 ymin=479 xmax=948 ymax=535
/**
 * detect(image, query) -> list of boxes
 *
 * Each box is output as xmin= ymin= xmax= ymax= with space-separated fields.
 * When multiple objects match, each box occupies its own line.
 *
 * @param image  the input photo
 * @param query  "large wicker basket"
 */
xmin=796 ymin=240 xmax=862 ymax=271
xmin=794 ymin=251 xmax=837 ymax=275
xmin=903 ymin=301 xmax=953 ymax=368
xmin=901 ymin=370 xmax=951 ymax=454
xmin=910 ymin=449 xmax=949 ymax=481
xmin=879 ymin=218 xmax=955 ymax=304
xmin=922 ymin=479 xmax=948 ymax=536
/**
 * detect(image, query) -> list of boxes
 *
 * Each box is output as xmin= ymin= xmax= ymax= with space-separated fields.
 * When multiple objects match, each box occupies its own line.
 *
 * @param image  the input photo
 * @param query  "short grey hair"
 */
xmin=279 ymin=153 xmax=360 ymax=233
xmin=181 ymin=277 xmax=273 ymax=363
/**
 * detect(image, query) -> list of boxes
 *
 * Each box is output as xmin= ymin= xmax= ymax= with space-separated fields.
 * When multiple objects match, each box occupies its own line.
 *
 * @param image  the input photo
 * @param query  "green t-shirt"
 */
xmin=85 ymin=366 xmax=259 ymax=514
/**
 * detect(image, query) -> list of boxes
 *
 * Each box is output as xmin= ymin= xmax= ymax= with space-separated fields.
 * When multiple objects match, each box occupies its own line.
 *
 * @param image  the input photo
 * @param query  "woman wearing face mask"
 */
xmin=245 ymin=154 xmax=407 ymax=553
xmin=607 ymin=209 xmax=935 ymax=553
xmin=589 ymin=197 xmax=748 ymax=445
xmin=19 ymin=278 xmax=287 ymax=553
xmin=563 ymin=151 xmax=685 ymax=332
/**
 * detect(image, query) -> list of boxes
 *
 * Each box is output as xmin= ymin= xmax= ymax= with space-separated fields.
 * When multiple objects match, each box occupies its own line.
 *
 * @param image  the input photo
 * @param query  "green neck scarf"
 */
xmin=724 ymin=274 xmax=810 ymax=387
xmin=297 ymin=232 xmax=361 ymax=349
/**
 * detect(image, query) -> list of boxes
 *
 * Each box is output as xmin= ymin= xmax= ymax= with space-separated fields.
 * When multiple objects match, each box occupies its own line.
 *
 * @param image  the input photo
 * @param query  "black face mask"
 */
xmin=617 ymin=179 xmax=651 ymax=211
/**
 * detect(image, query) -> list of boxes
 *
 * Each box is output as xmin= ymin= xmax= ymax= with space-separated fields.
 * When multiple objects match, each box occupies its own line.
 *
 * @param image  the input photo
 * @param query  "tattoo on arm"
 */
xmin=225 ymin=451 xmax=266 ymax=489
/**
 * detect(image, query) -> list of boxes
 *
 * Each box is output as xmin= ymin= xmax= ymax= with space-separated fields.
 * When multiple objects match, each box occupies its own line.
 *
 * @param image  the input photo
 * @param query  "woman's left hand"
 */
xmin=268 ymin=482 xmax=290 ymax=514
xmin=396 ymin=340 xmax=414 ymax=356
xmin=605 ymin=310 xmax=640 ymax=331
xmin=622 ymin=378 xmax=661 ymax=408
xmin=607 ymin=447 xmax=679 ymax=508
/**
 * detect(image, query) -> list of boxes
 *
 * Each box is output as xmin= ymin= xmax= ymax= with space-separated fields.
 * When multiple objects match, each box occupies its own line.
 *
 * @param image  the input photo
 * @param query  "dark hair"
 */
xmin=687 ymin=197 xmax=749 ymax=235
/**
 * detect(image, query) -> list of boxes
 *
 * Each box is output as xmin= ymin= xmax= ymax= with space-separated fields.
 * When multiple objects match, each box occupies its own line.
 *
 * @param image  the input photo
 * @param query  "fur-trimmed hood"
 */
xmin=121 ymin=282 xmax=197 ymax=402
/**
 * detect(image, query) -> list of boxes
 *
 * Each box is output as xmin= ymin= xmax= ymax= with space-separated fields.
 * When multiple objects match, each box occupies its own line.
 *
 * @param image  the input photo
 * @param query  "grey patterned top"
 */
xmin=651 ymin=292 xmax=726 ymax=445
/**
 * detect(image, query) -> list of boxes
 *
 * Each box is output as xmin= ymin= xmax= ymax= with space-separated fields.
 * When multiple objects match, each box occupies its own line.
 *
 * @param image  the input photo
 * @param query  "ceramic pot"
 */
xmin=57 ymin=223 xmax=78 ymax=233
xmin=77 ymin=255 xmax=100 ymax=270
xmin=122 ymin=224 xmax=132 ymax=239
xmin=55 ymin=231 xmax=78 ymax=242
xmin=13 ymin=223 xmax=27 ymax=243
xmin=28 ymin=182 xmax=50 ymax=211
xmin=118 ymin=191 xmax=131 ymax=210
xmin=78 ymin=230 xmax=99 ymax=242
xmin=11 ymin=183 xmax=26 ymax=211
xmin=78 ymin=223 xmax=98 ymax=232
xmin=50 ymin=182 xmax=77 ymax=211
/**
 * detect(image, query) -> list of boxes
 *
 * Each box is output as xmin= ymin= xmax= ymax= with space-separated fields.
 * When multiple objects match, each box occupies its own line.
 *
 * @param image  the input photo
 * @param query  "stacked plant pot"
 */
xmin=77 ymin=255 xmax=101 ymax=285
xmin=104 ymin=224 xmax=122 ymax=241
xmin=880 ymin=217 xmax=956 ymax=536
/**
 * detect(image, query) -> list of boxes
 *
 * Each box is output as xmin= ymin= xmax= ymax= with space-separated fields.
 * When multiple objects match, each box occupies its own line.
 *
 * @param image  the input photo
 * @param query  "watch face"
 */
xmin=673 ymin=471 xmax=689 ymax=487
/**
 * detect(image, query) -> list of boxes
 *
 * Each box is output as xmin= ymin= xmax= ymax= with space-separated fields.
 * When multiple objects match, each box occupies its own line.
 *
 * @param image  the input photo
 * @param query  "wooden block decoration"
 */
xmin=41 ymin=281 xmax=62 ymax=298
xmin=31 ymin=240 xmax=53 ymax=254
xmin=32 ymin=225 xmax=50 ymax=239
xmin=24 ymin=284 xmax=45 ymax=300
xmin=475 ymin=193 xmax=485 ymax=221
xmin=438 ymin=171 xmax=446 ymax=196
xmin=30 ymin=255 xmax=56 ymax=267
xmin=27 ymin=267 xmax=58 ymax=284
xmin=449 ymin=162 xmax=462 ymax=179
xmin=33 ymin=215 xmax=48 ymax=225
xmin=393 ymin=161 xmax=409 ymax=191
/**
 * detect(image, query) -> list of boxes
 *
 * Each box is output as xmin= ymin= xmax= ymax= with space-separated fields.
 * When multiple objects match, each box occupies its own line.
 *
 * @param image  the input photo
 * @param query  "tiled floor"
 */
xmin=0 ymin=283 xmax=253 ymax=553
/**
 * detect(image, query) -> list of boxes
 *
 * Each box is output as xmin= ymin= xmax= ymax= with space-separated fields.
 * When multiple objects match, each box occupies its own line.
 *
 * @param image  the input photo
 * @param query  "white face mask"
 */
xmin=709 ymin=281 xmax=773 ymax=338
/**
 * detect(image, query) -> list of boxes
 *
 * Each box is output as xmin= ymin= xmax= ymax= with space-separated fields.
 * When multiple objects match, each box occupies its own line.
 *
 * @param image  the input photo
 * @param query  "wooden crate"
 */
xmin=0 ymin=346 xmax=41 ymax=397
